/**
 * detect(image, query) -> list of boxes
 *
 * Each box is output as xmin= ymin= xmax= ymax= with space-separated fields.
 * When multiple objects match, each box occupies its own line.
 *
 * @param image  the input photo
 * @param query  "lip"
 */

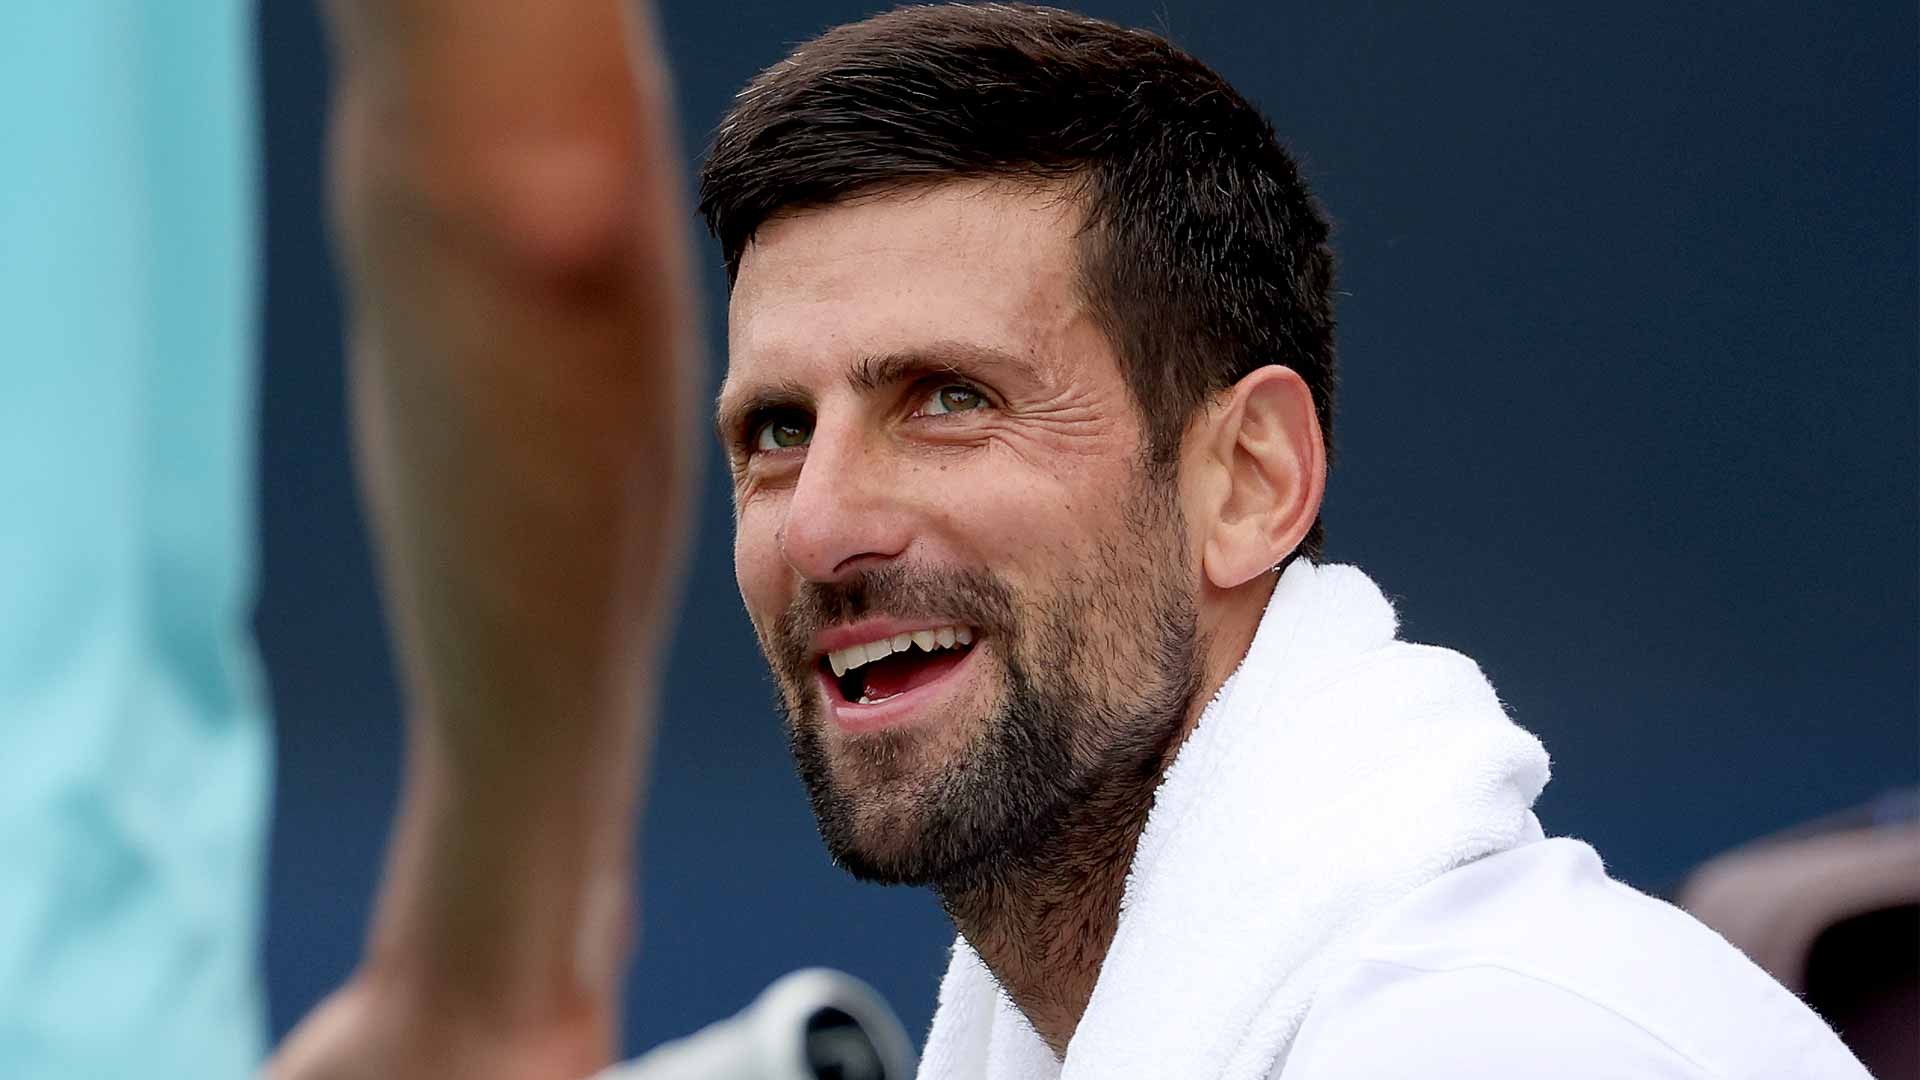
xmin=810 ymin=616 xmax=976 ymax=659
xmin=816 ymin=637 xmax=982 ymax=736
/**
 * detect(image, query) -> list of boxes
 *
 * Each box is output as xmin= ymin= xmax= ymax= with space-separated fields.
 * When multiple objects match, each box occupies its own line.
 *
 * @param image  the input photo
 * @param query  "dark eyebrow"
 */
xmin=849 ymin=342 xmax=1042 ymax=393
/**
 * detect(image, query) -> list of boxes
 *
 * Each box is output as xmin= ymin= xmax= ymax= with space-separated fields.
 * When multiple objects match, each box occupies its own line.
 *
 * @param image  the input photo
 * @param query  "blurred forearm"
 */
xmin=325 ymin=0 xmax=678 ymax=277
xmin=313 ymin=0 xmax=695 ymax=1060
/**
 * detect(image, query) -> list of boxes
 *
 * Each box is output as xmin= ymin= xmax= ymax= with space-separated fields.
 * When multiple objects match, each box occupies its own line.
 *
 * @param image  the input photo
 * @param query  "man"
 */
xmin=702 ymin=5 xmax=1870 ymax=1077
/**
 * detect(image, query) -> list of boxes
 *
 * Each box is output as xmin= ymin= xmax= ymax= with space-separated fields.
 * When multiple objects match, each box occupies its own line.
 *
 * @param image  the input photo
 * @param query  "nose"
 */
xmin=779 ymin=420 xmax=914 ymax=582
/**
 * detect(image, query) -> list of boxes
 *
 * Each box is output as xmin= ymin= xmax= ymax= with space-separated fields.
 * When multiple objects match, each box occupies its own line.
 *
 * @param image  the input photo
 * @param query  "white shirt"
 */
xmin=1284 ymin=838 xmax=1869 ymax=1078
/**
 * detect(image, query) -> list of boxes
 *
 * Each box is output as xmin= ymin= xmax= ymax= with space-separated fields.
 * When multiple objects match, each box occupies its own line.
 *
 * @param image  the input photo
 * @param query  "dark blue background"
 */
xmin=258 ymin=1 xmax=1919 ymax=1056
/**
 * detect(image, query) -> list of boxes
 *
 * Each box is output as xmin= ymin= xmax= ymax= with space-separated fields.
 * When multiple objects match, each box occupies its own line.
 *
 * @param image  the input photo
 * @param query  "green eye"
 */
xmin=753 ymin=415 xmax=812 ymax=451
xmin=924 ymin=385 xmax=985 ymax=416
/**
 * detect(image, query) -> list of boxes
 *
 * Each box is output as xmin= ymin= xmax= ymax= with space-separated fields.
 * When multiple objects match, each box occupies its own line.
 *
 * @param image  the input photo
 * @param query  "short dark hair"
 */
xmin=700 ymin=2 xmax=1336 ymax=558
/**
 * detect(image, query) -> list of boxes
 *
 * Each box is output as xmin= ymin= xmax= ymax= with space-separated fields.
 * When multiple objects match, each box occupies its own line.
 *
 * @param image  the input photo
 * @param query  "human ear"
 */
xmin=1197 ymin=365 xmax=1326 ymax=589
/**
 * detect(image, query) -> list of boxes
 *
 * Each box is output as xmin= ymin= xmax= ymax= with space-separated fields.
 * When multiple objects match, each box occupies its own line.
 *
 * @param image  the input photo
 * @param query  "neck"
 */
xmin=934 ymin=760 xmax=1157 ymax=1058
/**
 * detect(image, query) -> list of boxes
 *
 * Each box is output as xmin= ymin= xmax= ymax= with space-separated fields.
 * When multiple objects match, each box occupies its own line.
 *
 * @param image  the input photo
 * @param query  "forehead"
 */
xmin=723 ymin=180 xmax=1096 ymax=391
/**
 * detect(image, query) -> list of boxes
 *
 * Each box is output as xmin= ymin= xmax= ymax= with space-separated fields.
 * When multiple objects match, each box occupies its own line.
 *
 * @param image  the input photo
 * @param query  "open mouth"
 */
xmin=819 ymin=625 xmax=977 ymax=705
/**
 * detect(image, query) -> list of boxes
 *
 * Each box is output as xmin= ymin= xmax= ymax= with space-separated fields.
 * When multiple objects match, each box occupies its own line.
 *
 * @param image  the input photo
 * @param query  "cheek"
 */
xmin=732 ymin=504 xmax=787 ymax=624
xmin=937 ymin=455 xmax=1133 ymax=566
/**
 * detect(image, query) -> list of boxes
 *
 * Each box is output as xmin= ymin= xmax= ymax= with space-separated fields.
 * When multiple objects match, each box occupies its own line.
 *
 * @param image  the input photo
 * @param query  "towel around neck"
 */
xmin=918 ymin=560 xmax=1551 ymax=1080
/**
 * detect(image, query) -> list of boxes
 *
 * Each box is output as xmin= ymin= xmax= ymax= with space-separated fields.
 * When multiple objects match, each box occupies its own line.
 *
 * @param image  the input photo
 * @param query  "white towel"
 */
xmin=917 ymin=560 xmax=1551 ymax=1080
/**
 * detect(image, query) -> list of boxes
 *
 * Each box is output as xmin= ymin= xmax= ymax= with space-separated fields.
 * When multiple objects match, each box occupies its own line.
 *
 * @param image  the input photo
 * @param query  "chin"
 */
xmin=806 ymin=783 xmax=945 ymax=886
xmin=797 ymin=727 xmax=999 ymax=887
xmin=827 ymin=836 xmax=947 ymax=887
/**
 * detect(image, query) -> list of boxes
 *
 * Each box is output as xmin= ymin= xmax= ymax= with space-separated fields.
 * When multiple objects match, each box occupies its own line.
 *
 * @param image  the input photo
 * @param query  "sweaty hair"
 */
xmin=699 ymin=2 xmax=1336 ymax=557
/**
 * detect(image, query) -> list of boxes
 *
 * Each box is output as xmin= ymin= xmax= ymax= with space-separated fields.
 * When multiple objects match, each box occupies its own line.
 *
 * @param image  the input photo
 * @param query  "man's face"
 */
xmin=720 ymin=181 xmax=1201 ymax=887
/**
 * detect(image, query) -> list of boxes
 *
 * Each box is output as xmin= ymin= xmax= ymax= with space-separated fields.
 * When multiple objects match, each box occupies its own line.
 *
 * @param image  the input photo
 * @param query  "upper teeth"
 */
xmin=826 ymin=625 xmax=974 ymax=678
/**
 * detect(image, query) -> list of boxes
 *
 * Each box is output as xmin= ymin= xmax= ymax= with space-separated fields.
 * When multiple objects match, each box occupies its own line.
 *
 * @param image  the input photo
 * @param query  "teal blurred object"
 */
xmin=0 ymin=3 xmax=267 ymax=1077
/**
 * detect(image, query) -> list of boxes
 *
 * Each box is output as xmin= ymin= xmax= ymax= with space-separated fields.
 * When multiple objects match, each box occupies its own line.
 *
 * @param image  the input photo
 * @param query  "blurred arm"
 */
xmin=272 ymin=3 xmax=697 ymax=1076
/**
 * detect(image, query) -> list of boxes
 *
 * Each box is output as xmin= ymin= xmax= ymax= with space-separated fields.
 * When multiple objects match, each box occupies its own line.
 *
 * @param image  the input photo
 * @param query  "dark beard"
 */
xmin=766 ymin=483 xmax=1200 ymax=890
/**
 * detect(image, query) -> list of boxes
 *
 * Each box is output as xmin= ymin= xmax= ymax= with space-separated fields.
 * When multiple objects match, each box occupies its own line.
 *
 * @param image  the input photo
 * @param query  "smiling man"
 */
xmin=724 ymin=183 xmax=1226 ymax=909
xmin=701 ymin=5 xmax=1868 ymax=1079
